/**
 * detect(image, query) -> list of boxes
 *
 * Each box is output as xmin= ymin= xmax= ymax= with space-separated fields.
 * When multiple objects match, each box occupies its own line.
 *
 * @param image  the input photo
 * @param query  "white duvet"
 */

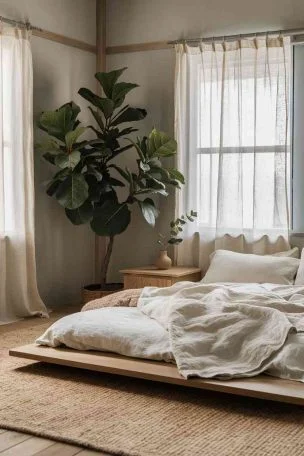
xmin=37 ymin=282 xmax=304 ymax=382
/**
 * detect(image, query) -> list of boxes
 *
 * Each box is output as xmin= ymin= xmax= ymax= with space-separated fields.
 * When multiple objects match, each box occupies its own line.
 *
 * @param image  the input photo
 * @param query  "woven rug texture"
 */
xmin=0 ymin=309 xmax=304 ymax=456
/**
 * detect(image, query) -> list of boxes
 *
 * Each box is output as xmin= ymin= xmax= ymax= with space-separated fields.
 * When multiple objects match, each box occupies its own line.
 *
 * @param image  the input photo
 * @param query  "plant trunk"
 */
xmin=100 ymin=236 xmax=114 ymax=287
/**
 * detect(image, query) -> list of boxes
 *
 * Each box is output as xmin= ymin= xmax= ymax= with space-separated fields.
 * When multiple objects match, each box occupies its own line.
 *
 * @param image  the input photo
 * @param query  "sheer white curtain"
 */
xmin=175 ymin=36 xmax=291 ymax=272
xmin=0 ymin=27 xmax=48 ymax=323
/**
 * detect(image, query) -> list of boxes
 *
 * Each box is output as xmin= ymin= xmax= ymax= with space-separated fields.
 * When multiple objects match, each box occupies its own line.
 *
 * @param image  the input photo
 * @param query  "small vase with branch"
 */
xmin=155 ymin=210 xmax=197 ymax=269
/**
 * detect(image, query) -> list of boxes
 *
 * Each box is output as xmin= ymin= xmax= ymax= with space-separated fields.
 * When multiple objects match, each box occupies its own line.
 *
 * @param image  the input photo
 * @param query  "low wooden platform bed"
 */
xmin=9 ymin=344 xmax=304 ymax=406
xmin=10 ymin=249 xmax=304 ymax=408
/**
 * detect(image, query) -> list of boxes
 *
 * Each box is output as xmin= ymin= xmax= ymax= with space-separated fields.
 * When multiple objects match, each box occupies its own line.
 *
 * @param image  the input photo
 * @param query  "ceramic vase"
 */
xmin=155 ymin=250 xmax=172 ymax=270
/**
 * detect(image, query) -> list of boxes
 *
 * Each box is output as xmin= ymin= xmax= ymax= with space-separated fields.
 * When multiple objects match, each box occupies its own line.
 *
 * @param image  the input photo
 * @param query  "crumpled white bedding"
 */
xmin=138 ymin=282 xmax=304 ymax=380
xmin=37 ymin=282 xmax=304 ymax=382
xmin=36 ymin=307 xmax=173 ymax=362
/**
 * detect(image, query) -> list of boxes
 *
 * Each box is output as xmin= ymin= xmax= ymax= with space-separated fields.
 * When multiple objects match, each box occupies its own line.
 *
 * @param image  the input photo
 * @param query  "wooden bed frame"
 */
xmin=9 ymin=344 xmax=304 ymax=406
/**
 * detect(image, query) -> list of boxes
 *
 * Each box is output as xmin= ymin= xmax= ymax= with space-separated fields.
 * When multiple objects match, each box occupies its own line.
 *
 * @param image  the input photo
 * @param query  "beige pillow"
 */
xmin=202 ymin=249 xmax=300 ymax=285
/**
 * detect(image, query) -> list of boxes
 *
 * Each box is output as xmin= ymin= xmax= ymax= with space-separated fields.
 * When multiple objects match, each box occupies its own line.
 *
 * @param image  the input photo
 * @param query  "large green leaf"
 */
xmin=88 ymin=107 xmax=104 ymax=130
xmin=65 ymin=126 xmax=86 ymax=151
xmin=38 ymin=104 xmax=77 ymax=141
xmin=56 ymin=173 xmax=89 ymax=210
xmin=146 ymin=176 xmax=166 ymax=190
xmin=36 ymin=138 xmax=60 ymax=155
xmin=126 ymin=139 xmax=145 ymax=161
xmin=147 ymin=129 xmax=177 ymax=157
xmin=111 ymin=107 xmax=147 ymax=126
xmin=78 ymin=88 xmax=114 ymax=118
xmin=168 ymin=168 xmax=185 ymax=184
xmin=65 ymin=200 xmax=93 ymax=225
xmin=61 ymin=101 xmax=80 ymax=122
xmin=112 ymin=82 xmax=138 ymax=105
xmin=86 ymin=176 xmax=104 ymax=203
xmin=86 ymin=164 xmax=103 ymax=181
xmin=116 ymin=127 xmax=138 ymax=138
xmin=91 ymin=200 xmax=131 ymax=236
xmin=37 ymin=139 xmax=60 ymax=165
xmin=55 ymin=150 xmax=81 ymax=169
xmin=109 ymin=177 xmax=125 ymax=187
xmin=138 ymin=198 xmax=159 ymax=227
xmin=46 ymin=179 xmax=61 ymax=197
xmin=135 ymin=188 xmax=168 ymax=197
xmin=43 ymin=153 xmax=57 ymax=165
xmin=95 ymin=68 xmax=127 ymax=98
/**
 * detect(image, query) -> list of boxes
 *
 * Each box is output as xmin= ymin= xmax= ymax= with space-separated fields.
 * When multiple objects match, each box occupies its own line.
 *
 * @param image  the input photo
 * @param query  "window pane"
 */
xmin=197 ymin=151 xmax=290 ymax=230
xmin=199 ymin=72 xmax=289 ymax=148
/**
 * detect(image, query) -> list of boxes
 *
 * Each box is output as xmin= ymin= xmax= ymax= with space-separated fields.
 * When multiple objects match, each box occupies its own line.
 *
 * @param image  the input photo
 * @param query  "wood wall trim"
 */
xmin=95 ymin=0 xmax=107 ymax=282
xmin=106 ymin=41 xmax=172 ymax=55
xmin=96 ymin=0 xmax=107 ymax=70
xmin=32 ymin=29 xmax=96 ymax=54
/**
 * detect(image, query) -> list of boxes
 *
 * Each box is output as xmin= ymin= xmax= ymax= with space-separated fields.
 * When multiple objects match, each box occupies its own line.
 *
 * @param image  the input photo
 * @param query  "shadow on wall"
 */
xmin=32 ymin=39 xmax=96 ymax=308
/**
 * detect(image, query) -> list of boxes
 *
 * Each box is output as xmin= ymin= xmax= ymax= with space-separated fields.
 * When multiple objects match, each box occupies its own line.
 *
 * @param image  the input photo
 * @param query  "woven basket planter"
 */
xmin=82 ymin=283 xmax=124 ymax=305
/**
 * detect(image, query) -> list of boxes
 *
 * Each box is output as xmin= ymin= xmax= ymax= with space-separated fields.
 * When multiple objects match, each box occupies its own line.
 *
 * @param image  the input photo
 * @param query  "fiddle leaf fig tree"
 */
xmin=37 ymin=68 xmax=184 ymax=288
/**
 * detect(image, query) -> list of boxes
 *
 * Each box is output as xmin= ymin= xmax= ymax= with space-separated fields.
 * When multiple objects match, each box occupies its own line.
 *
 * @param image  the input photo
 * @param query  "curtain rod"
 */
xmin=0 ymin=15 xmax=42 ymax=32
xmin=0 ymin=15 xmax=96 ymax=54
xmin=168 ymin=26 xmax=304 ymax=45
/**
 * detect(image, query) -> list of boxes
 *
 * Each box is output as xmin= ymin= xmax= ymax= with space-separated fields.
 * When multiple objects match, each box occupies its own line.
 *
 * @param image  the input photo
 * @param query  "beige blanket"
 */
xmin=82 ymin=289 xmax=142 ymax=312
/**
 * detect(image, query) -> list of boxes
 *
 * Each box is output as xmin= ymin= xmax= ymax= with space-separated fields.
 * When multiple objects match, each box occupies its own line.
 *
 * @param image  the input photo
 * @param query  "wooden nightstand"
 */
xmin=120 ymin=266 xmax=202 ymax=289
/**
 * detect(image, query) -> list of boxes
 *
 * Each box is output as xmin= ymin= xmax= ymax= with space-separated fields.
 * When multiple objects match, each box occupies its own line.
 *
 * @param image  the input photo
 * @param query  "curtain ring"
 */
xmin=265 ymin=31 xmax=270 ymax=46
xmin=253 ymin=32 xmax=258 ymax=49
xmin=222 ymin=35 xmax=226 ymax=51
xmin=211 ymin=35 xmax=215 ymax=51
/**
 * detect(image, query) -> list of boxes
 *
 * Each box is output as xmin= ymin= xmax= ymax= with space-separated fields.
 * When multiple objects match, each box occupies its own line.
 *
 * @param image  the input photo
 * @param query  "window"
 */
xmin=197 ymin=68 xmax=290 ymax=230
xmin=292 ymin=43 xmax=304 ymax=233
xmin=175 ymin=39 xmax=291 ymax=266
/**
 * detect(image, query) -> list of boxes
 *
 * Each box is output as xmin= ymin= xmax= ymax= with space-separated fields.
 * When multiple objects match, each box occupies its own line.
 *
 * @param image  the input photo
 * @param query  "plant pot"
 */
xmin=82 ymin=283 xmax=124 ymax=305
xmin=155 ymin=250 xmax=172 ymax=270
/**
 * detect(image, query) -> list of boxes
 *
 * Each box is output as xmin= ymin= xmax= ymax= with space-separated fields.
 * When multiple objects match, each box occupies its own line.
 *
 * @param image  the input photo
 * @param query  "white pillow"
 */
xmin=202 ymin=250 xmax=300 ymax=285
xmin=295 ymin=249 xmax=304 ymax=285
xmin=272 ymin=247 xmax=299 ymax=258
xmin=209 ymin=246 xmax=299 ymax=262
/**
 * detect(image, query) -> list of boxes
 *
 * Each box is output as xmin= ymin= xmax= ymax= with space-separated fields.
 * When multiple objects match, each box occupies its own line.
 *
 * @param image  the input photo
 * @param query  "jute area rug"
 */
xmin=0 ymin=310 xmax=304 ymax=456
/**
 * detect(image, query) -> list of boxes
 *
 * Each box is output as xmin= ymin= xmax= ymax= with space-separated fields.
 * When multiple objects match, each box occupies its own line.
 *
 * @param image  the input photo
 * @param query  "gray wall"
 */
xmin=0 ymin=0 xmax=96 ymax=307
xmin=106 ymin=0 xmax=304 ymax=281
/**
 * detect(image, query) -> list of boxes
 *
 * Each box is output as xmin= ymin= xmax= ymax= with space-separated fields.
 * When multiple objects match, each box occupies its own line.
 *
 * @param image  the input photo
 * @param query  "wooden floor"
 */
xmin=0 ymin=429 xmax=108 ymax=455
